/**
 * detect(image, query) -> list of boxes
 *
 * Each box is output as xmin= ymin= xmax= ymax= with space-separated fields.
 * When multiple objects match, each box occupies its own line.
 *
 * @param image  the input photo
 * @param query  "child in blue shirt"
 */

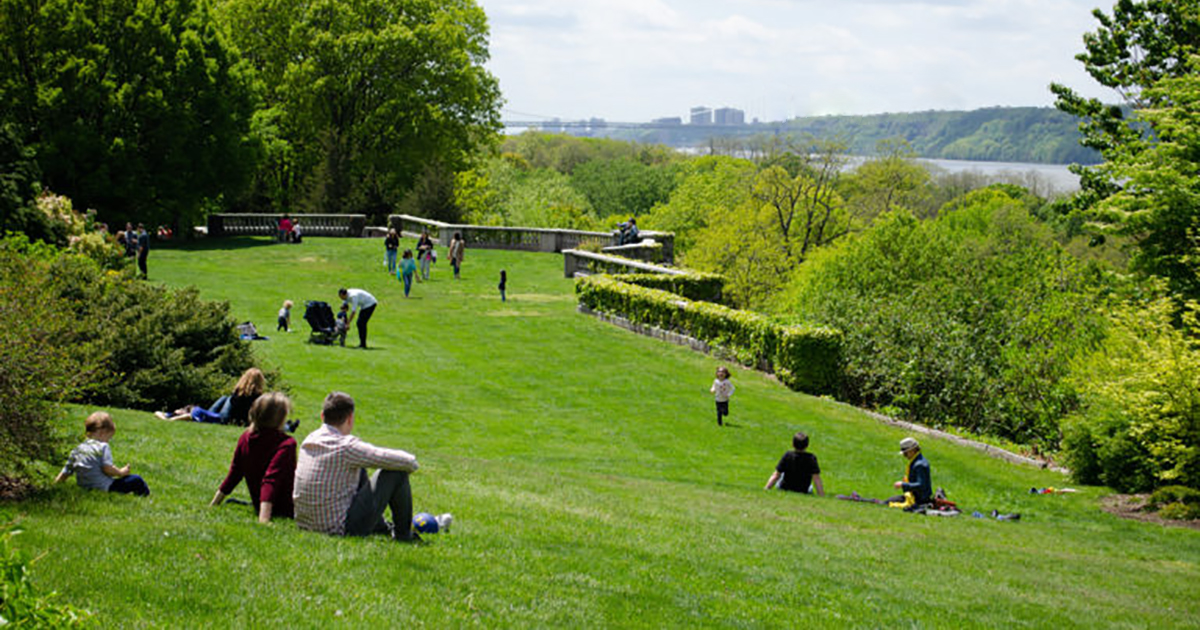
xmin=54 ymin=411 xmax=149 ymax=496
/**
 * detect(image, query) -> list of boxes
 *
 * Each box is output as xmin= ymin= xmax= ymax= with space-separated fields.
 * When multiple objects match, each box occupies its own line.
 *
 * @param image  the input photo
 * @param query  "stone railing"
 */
xmin=562 ymin=249 xmax=689 ymax=278
xmin=207 ymin=214 xmax=367 ymax=238
xmin=388 ymin=214 xmax=674 ymax=263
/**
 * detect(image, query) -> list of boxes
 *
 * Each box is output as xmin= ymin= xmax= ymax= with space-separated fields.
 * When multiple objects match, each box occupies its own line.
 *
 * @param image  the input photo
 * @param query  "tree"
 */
xmin=639 ymin=155 xmax=755 ymax=254
xmin=216 ymin=0 xmax=502 ymax=215
xmin=1050 ymin=0 xmax=1200 ymax=296
xmin=841 ymin=139 xmax=935 ymax=220
xmin=0 ymin=0 xmax=259 ymax=229
xmin=1093 ymin=58 xmax=1200 ymax=299
xmin=568 ymin=157 xmax=678 ymax=221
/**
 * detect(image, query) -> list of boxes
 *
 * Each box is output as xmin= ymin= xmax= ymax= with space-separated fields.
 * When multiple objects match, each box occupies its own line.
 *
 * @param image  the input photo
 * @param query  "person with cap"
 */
xmin=891 ymin=437 xmax=932 ymax=507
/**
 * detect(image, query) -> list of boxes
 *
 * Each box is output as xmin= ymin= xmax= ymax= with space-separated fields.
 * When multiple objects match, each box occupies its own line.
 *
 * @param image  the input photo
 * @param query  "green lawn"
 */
xmin=10 ymin=236 xmax=1200 ymax=628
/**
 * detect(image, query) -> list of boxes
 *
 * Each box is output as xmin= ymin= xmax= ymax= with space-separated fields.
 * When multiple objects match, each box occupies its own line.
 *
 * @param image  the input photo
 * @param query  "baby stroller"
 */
xmin=304 ymin=301 xmax=336 ymax=345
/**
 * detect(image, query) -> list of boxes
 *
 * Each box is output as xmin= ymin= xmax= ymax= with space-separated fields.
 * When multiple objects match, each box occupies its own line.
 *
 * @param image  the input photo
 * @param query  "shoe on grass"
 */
xmin=435 ymin=513 xmax=453 ymax=533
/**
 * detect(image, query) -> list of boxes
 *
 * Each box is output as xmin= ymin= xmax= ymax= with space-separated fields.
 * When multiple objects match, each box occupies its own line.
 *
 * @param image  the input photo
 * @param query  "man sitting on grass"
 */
xmin=889 ymin=437 xmax=932 ymax=508
xmin=293 ymin=391 xmax=422 ymax=542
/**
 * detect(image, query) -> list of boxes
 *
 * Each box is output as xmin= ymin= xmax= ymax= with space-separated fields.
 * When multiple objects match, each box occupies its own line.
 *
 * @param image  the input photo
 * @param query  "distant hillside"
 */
xmin=610 ymin=107 xmax=1101 ymax=165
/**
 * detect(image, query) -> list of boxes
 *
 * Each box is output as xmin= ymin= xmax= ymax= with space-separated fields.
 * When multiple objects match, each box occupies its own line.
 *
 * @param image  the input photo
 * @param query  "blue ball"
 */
xmin=412 ymin=512 xmax=439 ymax=534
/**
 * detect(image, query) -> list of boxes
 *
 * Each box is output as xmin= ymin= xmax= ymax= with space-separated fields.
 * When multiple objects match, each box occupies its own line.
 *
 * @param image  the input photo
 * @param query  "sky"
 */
xmin=475 ymin=0 xmax=1119 ymax=123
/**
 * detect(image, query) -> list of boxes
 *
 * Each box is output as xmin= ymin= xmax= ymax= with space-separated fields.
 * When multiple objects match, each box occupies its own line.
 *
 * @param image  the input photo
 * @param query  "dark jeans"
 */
xmin=109 ymin=474 xmax=150 ymax=496
xmin=356 ymin=304 xmax=375 ymax=348
xmin=716 ymin=400 xmax=729 ymax=425
xmin=402 ymin=272 xmax=413 ymax=297
xmin=344 ymin=469 xmax=414 ymax=540
xmin=278 ymin=315 xmax=288 ymax=331
xmin=138 ymin=252 xmax=148 ymax=277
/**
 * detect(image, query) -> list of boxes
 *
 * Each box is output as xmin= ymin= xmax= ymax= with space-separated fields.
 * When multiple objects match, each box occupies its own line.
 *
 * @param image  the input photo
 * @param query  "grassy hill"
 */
xmin=9 ymin=237 xmax=1200 ymax=627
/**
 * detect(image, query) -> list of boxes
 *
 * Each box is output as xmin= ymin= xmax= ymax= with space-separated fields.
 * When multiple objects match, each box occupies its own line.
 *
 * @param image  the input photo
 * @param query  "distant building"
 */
xmin=714 ymin=107 xmax=745 ymax=125
xmin=652 ymin=116 xmax=683 ymax=126
xmin=690 ymin=106 xmax=712 ymax=125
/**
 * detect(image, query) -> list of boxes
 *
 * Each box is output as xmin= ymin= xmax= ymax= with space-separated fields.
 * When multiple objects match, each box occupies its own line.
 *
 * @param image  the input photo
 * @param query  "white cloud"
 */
xmin=477 ymin=0 xmax=1115 ymax=122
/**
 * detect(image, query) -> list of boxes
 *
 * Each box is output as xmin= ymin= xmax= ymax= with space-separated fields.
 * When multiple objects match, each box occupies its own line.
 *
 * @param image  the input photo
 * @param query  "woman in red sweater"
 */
xmin=210 ymin=392 xmax=297 ymax=523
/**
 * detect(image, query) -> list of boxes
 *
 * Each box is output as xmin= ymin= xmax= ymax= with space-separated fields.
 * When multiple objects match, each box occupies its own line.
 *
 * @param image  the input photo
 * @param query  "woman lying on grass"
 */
xmin=209 ymin=392 xmax=297 ymax=524
xmin=155 ymin=368 xmax=265 ymax=426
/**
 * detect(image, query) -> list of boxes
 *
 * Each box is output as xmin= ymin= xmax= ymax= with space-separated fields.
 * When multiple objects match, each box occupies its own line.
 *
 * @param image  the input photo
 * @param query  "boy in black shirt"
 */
xmin=765 ymin=432 xmax=824 ymax=496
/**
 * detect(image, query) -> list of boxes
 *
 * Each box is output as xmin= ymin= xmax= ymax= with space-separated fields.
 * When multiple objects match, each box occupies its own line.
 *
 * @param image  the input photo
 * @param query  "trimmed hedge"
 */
xmin=576 ymin=275 xmax=842 ymax=395
xmin=611 ymin=272 xmax=724 ymax=304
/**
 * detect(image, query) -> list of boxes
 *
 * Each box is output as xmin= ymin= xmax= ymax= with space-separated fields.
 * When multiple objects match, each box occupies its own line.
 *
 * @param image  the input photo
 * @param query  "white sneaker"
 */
xmin=435 ymin=513 xmax=453 ymax=533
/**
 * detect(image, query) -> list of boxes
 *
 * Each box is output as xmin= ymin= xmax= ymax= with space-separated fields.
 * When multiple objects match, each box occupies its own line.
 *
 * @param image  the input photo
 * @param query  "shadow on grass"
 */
xmin=154 ymin=236 xmax=283 ymax=252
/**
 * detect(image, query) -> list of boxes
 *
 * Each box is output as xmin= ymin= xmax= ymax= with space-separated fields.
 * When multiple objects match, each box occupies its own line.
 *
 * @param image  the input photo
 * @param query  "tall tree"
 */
xmin=0 ymin=0 xmax=259 ymax=229
xmin=1050 ymin=0 xmax=1200 ymax=296
xmin=216 ymin=0 xmax=502 ymax=216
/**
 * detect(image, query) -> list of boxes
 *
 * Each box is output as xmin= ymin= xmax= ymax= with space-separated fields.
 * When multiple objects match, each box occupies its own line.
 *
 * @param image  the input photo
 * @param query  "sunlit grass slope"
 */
xmin=10 ymin=236 xmax=1200 ymax=628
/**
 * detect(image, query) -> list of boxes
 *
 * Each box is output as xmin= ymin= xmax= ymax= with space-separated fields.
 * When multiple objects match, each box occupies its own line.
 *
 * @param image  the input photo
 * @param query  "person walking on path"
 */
xmin=338 ymin=287 xmax=378 ymax=349
xmin=448 ymin=232 xmax=465 ymax=279
xmin=293 ymin=391 xmax=426 ymax=542
xmin=416 ymin=231 xmax=435 ymax=281
xmin=384 ymin=228 xmax=400 ymax=274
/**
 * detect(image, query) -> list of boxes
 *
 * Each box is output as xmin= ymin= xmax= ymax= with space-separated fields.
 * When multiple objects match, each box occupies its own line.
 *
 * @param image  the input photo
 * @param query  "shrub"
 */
xmin=1149 ymin=485 xmax=1200 ymax=508
xmin=1157 ymin=503 xmax=1200 ymax=520
xmin=1065 ymin=296 xmax=1200 ymax=492
xmin=0 ymin=241 xmax=98 ymax=475
xmin=773 ymin=193 xmax=1107 ymax=446
xmin=576 ymin=275 xmax=842 ymax=395
xmin=611 ymin=272 xmax=725 ymax=303
xmin=3 ymin=234 xmax=271 ymax=414
xmin=0 ymin=519 xmax=91 ymax=626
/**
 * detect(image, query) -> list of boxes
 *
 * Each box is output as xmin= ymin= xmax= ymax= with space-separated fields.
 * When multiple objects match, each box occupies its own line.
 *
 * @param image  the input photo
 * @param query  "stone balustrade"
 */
xmin=207 ymin=214 xmax=367 ymax=238
xmin=562 ymin=249 xmax=689 ymax=278
xmin=388 ymin=214 xmax=674 ymax=263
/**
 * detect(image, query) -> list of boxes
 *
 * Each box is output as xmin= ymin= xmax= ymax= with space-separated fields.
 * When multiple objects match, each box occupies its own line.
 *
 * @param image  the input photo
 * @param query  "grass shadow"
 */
xmin=154 ymin=236 xmax=287 ymax=252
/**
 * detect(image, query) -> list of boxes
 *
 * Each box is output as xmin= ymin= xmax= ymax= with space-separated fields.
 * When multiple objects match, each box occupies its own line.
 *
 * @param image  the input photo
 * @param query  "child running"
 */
xmin=710 ymin=366 xmax=734 ymax=426
xmin=54 ymin=411 xmax=150 ymax=496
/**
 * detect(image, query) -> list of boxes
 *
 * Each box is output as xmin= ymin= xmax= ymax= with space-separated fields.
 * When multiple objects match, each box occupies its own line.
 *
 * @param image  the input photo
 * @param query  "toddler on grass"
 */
xmin=277 ymin=300 xmax=293 ymax=332
xmin=710 ymin=366 xmax=734 ymax=426
xmin=335 ymin=303 xmax=350 ymax=347
xmin=54 ymin=411 xmax=150 ymax=496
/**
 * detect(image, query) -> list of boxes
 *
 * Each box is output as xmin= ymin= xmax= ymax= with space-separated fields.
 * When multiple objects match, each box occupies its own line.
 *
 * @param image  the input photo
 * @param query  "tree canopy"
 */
xmin=0 ymin=0 xmax=259 ymax=228
xmin=216 ymin=0 xmax=502 ymax=218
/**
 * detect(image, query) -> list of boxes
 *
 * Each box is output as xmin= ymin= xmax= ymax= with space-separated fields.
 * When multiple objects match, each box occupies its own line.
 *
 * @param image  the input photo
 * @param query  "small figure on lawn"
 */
xmin=710 ymin=366 xmax=734 ymax=426
xmin=498 ymin=269 xmax=507 ymax=302
xmin=278 ymin=300 xmax=293 ymax=332
xmin=765 ymin=431 xmax=824 ymax=496
xmin=334 ymin=303 xmax=350 ymax=347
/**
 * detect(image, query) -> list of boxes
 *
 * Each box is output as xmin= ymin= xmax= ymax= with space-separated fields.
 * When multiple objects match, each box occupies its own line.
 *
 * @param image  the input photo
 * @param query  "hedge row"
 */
xmin=611 ymin=272 xmax=724 ymax=304
xmin=576 ymin=275 xmax=843 ymax=395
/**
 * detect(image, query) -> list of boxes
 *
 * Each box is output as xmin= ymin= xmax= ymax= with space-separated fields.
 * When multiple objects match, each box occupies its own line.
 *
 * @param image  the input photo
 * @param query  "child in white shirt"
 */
xmin=710 ymin=366 xmax=734 ymax=427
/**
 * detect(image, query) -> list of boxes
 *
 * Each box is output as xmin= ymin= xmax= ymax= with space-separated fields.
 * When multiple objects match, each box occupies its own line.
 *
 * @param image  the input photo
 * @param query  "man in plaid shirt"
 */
xmin=294 ymin=391 xmax=422 ymax=541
